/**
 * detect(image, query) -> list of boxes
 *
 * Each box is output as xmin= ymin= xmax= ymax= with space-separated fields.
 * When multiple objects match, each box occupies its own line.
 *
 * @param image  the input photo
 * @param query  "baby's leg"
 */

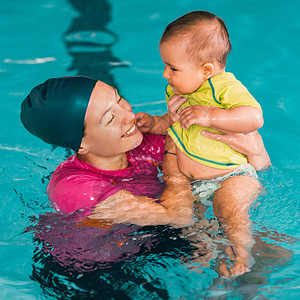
xmin=212 ymin=175 xmax=261 ymax=277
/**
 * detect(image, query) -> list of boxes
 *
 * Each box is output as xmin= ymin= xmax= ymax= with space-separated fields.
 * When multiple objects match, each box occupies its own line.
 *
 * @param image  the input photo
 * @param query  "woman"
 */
xmin=21 ymin=76 xmax=270 ymax=227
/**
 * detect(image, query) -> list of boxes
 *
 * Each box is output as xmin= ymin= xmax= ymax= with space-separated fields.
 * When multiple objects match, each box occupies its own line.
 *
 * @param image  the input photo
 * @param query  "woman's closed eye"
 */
xmin=107 ymin=114 xmax=115 ymax=125
xmin=105 ymin=97 xmax=123 ymax=125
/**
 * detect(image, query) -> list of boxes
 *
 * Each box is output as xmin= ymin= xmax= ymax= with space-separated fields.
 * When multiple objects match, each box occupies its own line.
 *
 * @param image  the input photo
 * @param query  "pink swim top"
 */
xmin=47 ymin=134 xmax=166 ymax=213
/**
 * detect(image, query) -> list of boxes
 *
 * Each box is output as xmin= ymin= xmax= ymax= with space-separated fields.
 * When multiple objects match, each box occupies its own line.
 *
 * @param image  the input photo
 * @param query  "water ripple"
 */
xmin=4 ymin=57 xmax=56 ymax=65
xmin=0 ymin=145 xmax=39 ymax=156
xmin=65 ymin=30 xmax=116 ymax=46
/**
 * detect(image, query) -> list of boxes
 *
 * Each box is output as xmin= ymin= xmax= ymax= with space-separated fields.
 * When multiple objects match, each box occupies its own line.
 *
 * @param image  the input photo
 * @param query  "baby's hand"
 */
xmin=179 ymin=105 xmax=211 ymax=129
xmin=167 ymin=95 xmax=187 ymax=124
xmin=135 ymin=112 xmax=155 ymax=133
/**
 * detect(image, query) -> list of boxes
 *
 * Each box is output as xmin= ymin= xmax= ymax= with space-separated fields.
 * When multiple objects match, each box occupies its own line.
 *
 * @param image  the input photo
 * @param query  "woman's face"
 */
xmin=80 ymin=81 xmax=143 ymax=157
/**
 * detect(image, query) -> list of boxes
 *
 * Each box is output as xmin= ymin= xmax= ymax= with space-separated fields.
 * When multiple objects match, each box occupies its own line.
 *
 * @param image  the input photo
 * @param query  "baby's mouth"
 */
xmin=122 ymin=123 xmax=136 ymax=137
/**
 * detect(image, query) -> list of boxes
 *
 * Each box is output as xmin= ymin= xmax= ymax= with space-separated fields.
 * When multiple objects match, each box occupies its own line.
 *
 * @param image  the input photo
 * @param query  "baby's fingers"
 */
xmin=135 ymin=112 xmax=145 ymax=121
xmin=168 ymin=95 xmax=187 ymax=112
xmin=179 ymin=108 xmax=194 ymax=129
xmin=168 ymin=94 xmax=187 ymax=106
xmin=180 ymin=118 xmax=194 ymax=130
xmin=178 ymin=106 xmax=193 ymax=116
xmin=135 ymin=113 xmax=146 ymax=126
xmin=137 ymin=118 xmax=147 ymax=127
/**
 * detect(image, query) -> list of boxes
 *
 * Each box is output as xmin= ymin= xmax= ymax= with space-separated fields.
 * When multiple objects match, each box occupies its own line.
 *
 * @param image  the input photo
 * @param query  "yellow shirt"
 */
xmin=166 ymin=72 xmax=262 ymax=169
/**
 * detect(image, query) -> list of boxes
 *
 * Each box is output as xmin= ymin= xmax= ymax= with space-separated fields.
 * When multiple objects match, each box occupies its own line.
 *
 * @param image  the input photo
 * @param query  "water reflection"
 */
xmin=64 ymin=0 xmax=127 ymax=87
xmin=29 ymin=210 xmax=190 ymax=299
xmin=29 ymin=209 xmax=294 ymax=298
xmin=208 ymin=228 xmax=295 ymax=298
xmin=60 ymin=0 xmax=127 ymax=161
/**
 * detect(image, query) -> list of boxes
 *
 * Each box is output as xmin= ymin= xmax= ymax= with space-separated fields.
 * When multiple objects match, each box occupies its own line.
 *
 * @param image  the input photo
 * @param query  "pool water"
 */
xmin=1 ymin=0 xmax=299 ymax=298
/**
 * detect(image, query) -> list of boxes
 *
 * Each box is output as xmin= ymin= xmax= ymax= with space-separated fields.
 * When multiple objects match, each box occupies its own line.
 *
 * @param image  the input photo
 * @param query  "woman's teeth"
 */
xmin=123 ymin=124 xmax=135 ymax=136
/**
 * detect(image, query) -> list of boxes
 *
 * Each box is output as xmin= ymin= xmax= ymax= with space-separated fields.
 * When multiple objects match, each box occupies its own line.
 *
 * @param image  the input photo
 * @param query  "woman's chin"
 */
xmin=131 ymin=130 xmax=143 ymax=149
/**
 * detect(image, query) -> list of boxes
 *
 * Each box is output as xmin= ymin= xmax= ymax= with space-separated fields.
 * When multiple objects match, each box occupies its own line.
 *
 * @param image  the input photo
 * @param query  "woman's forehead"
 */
xmin=90 ymin=81 xmax=118 ymax=107
xmin=84 ymin=81 xmax=120 ymax=125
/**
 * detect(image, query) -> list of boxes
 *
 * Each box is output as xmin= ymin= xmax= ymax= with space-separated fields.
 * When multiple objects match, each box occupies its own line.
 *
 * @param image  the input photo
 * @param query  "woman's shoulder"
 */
xmin=46 ymin=155 xmax=118 ymax=213
xmin=48 ymin=155 xmax=115 ymax=190
xmin=49 ymin=156 xmax=97 ymax=181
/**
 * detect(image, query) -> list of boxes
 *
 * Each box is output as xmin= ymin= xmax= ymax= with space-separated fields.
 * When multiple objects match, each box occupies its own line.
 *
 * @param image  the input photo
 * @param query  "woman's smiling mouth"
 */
xmin=122 ymin=123 xmax=136 ymax=137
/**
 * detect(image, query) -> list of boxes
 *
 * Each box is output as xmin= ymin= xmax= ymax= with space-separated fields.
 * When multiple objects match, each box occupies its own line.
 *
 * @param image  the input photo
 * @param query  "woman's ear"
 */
xmin=77 ymin=139 xmax=89 ymax=155
xmin=201 ymin=63 xmax=215 ymax=80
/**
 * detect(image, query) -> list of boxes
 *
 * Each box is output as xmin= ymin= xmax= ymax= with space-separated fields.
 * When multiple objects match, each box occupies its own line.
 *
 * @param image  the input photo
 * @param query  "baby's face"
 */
xmin=159 ymin=40 xmax=206 ymax=95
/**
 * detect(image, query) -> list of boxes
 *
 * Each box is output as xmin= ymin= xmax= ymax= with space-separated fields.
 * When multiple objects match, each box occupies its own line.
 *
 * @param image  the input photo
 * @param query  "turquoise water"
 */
xmin=0 ymin=0 xmax=299 ymax=298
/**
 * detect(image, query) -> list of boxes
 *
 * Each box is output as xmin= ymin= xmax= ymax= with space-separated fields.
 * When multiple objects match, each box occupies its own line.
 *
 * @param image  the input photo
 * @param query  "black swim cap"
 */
xmin=21 ymin=76 xmax=97 ymax=151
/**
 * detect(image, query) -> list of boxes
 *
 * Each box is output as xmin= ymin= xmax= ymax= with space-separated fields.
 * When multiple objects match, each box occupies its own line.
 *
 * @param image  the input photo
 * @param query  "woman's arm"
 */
xmin=88 ymin=136 xmax=195 ymax=227
xmin=201 ymin=130 xmax=271 ymax=170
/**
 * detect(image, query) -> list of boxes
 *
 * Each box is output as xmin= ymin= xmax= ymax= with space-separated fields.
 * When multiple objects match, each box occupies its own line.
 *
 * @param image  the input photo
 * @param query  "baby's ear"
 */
xmin=201 ymin=63 xmax=215 ymax=79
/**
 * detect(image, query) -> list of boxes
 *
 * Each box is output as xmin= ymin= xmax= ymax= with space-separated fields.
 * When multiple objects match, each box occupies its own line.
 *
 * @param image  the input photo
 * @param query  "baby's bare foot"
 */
xmin=219 ymin=261 xmax=231 ymax=279
xmin=230 ymin=262 xmax=250 ymax=277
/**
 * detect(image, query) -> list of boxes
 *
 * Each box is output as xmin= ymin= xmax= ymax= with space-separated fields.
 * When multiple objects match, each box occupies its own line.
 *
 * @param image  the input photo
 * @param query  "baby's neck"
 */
xmin=209 ymin=66 xmax=225 ymax=79
xmin=189 ymin=67 xmax=225 ymax=95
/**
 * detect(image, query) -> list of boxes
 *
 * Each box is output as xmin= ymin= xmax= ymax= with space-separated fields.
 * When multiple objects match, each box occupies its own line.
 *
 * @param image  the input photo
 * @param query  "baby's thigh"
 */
xmin=212 ymin=175 xmax=261 ymax=216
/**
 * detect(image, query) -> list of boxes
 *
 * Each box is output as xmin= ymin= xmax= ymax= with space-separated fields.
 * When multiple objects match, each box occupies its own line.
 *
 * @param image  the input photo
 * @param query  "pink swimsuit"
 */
xmin=47 ymin=134 xmax=166 ymax=213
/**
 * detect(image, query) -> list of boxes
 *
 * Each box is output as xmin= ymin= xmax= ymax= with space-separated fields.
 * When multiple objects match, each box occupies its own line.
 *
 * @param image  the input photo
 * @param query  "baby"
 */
xmin=136 ymin=11 xmax=264 ymax=277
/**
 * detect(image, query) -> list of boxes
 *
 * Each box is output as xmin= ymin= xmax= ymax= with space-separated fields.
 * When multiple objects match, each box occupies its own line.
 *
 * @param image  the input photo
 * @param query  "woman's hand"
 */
xmin=201 ymin=130 xmax=271 ymax=170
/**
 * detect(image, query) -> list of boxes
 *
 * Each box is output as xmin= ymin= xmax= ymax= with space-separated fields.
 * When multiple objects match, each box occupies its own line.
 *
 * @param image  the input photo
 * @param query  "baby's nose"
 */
xmin=163 ymin=67 xmax=169 ymax=79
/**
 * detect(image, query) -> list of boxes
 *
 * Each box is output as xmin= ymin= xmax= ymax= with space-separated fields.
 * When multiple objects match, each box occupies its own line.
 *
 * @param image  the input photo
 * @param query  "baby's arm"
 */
xmin=135 ymin=95 xmax=189 ymax=135
xmin=136 ymin=112 xmax=170 ymax=135
xmin=179 ymin=105 xmax=263 ymax=133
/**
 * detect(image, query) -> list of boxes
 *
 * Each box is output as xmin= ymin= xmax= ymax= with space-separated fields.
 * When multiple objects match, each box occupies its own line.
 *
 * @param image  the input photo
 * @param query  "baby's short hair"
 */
xmin=160 ymin=11 xmax=232 ymax=68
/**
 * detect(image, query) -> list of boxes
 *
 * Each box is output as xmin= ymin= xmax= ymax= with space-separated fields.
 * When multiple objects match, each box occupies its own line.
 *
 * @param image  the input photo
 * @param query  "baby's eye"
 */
xmin=171 ymin=67 xmax=178 ymax=72
xmin=117 ymin=96 xmax=123 ymax=103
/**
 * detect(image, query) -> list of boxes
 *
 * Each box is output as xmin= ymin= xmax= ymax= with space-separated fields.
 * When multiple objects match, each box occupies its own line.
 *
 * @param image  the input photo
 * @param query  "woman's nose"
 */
xmin=122 ymin=109 xmax=135 ymax=124
xmin=121 ymin=101 xmax=135 ymax=124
